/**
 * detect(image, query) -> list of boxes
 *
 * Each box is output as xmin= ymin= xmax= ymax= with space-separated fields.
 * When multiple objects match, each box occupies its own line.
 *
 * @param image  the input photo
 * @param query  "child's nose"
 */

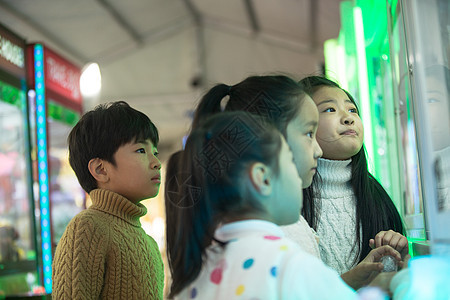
xmin=344 ymin=118 xmax=355 ymax=125
xmin=151 ymin=156 xmax=161 ymax=170
xmin=342 ymin=112 xmax=355 ymax=125
xmin=314 ymin=139 xmax=323 ymax=158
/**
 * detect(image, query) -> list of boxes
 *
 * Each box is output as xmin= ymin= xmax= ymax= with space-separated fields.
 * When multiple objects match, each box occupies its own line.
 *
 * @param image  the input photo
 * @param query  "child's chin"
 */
xmin=147 ymin=190 xmax=160 ymax=199
xmin=278 ymin=215 xmax=299 ymax=226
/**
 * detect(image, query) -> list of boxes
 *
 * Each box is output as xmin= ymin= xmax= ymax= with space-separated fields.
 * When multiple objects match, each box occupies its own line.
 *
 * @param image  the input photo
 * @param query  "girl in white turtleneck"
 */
xmin=297 ymin=76 xmax=410 ymax=290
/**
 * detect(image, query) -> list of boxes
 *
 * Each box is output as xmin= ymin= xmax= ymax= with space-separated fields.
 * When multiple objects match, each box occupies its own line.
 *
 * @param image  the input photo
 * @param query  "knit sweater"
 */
xmin=52 ymin=189 xmax=164 ymax=299
xmin=281 ymin=215 xmax=321 ymax=258
xmin=316 ymin=158 xmax=360 ymax=275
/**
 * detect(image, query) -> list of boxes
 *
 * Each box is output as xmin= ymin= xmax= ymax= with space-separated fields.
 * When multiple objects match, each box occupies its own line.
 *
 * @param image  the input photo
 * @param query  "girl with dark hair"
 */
xmin=165 ymin=111 xmax=401 ymax=299
xmin=191 ymin=75 xmax=324 ymax=257
xmin=298 ymin=76 xmax=408 ymax=288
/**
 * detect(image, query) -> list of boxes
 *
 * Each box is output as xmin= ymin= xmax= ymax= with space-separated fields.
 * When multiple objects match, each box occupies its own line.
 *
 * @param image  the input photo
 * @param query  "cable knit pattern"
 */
xmin=52 ymin=189 xmax=164 ymax=299
xmin=281 ymin=215 xmax=321 ymax=258
xmin=316 ymin=158 xmax=360 ymax=275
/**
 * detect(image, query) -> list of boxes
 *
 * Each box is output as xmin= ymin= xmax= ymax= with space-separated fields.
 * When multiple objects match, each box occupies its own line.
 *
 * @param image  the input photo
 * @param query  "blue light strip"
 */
xmin=34 ymin=44 xmax=52 ymax=293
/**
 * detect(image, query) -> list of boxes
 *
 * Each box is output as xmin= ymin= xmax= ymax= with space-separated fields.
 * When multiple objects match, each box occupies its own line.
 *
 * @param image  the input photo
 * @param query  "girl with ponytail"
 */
xmin=165 ymin=77 xmax=404 ymax=299
xmin=166 ymin=111 xmax=398 ymax=299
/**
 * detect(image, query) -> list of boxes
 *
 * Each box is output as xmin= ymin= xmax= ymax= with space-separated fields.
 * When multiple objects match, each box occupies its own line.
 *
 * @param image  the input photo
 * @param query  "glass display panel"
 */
xmin=0 ymin=81 xmax=35 ymax=266
xmin=0 ymin=80 xmax=43 ymax=296
xmin=401 ymin=0 xmax=450 ymax=248
xmin=388 ymin=2 xmax=425 ymax=238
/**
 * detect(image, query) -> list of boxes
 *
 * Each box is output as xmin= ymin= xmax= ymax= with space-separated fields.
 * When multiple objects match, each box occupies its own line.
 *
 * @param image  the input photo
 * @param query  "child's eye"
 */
xmin=307 ymin=132 xmax=314 ymax=138
xmin=428 ymin=98 xmax=440 ymax=103
xmin=154 ymin=151 xmax=159 ymax=157
xmin=349 ymin=108 xmax=358 ymax=113
xmin=136 ymin=148 xmax=146 ymax=154
xmin=324 ymin=107 xmax=335 ymax=113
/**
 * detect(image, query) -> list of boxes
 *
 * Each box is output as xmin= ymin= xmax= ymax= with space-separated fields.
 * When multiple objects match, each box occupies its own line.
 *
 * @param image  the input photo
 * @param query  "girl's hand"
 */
xmin=370 ymin=230 xmax=409 ymax=260
xmin=341 ymin=245 xmax=401 ymax=290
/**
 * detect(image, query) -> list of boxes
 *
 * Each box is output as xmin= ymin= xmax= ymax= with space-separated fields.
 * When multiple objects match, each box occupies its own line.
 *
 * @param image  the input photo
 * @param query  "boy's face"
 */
xmin=105 ymin=139 xmax=161 ymax=203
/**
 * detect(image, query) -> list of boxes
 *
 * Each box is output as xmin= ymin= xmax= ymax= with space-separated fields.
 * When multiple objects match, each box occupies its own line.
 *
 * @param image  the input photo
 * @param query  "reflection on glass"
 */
xmin=427 ymin=66 xmax=450 ymax=212
xmin=392 ymin=12 xmax=423 ymax=217
xmin=410 ymin=0 xmax=450 ymax=213
xmin=422 ymin=0 xmax=450 ymax=212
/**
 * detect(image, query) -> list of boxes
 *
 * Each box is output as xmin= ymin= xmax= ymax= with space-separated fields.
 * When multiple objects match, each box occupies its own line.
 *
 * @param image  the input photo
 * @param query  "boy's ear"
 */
xmin=88 ymin=158 xmax=109 ymax=183
xmin=249 ymin=162 xmax=272 ymax=196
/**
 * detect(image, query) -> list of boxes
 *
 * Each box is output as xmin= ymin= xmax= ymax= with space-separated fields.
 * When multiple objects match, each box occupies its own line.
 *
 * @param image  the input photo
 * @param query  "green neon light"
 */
xmin=48 ymin=101 xmax=79 ymax=126
xmin=324 ymin=39 xmax=349 ymax=90
xmin=0 ymin=80 xmax=24 ymax=108
xmin=353 ymin=6 xmax=375 ymax=173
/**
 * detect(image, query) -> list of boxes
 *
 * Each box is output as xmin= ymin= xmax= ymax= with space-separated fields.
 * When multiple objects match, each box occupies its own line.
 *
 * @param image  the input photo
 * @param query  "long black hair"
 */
xmin=191 ymin=75 xmax=323 ymax=227
xmin=165 ymin=112 xmax=282 ymax=297
xmin=192 ymin=75 xmax=306 ymax=136
xmin=299 ymin=76 xmax=405 ymax=264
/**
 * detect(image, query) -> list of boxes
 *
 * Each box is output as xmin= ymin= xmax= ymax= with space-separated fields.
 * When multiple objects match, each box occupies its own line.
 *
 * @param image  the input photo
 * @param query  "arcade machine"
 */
xmin=0 ymin=24 xmax=45 ymax=297
xmin=324 ymin=0 xmax=449 ymax=298
xmin=27 ymin=43 xmax=86 ymax=294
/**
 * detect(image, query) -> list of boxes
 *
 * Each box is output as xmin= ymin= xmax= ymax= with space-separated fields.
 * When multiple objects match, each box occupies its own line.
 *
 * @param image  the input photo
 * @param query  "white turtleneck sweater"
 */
xmin=281 ymin=215 xmax=321 ymax=258
xmin=316 ymin=158 xmax=361 ymax=275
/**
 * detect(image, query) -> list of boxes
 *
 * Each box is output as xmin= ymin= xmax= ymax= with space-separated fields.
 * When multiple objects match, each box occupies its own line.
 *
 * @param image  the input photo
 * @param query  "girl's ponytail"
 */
xmin=165 ymin=130 xmax=218 ymax=298
xmin=166 ymin=111 xmax=282 ymax=298
xmin=192 ymin=84 xmax=230 ymax=129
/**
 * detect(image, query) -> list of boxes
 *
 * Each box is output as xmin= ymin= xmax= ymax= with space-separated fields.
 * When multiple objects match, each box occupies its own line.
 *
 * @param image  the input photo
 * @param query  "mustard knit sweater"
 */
xmin=52 ymin=189 xmax=164 ymax=299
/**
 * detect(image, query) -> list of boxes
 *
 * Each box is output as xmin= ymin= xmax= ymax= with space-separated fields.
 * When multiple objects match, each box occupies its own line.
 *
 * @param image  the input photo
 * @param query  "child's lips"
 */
xmin=151 ymin=174 xmax=161 ymax=183
xmin=341 ymin=129 xmax=357 ymax=136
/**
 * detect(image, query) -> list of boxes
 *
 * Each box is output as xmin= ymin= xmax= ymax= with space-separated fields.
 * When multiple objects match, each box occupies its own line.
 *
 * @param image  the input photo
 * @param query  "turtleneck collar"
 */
xmin=317 ymin=158 xmax=353 ymax=198
xmin=89 ymin=189 xmax=147 ymax=227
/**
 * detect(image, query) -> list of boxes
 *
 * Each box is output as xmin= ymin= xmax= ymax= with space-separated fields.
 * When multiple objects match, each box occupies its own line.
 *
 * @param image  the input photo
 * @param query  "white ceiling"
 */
xmin=0 ymin=0 xmax=342 ymax=161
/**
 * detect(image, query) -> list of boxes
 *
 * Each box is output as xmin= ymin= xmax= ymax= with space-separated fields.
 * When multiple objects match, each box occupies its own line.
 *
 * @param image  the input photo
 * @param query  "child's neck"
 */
xmin=222 ymin=212 xmax=273 ymax=225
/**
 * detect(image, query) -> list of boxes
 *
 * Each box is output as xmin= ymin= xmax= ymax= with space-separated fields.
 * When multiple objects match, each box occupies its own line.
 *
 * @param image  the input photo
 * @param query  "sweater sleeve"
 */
xmin=279 ymin=251 xmax=357 ymax=300
xmin=52 ymin=213 xmax=109 ymax=299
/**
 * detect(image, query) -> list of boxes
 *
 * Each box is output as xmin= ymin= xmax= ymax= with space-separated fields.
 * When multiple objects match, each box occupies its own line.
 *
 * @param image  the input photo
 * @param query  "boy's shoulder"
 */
xmin=64 ymin=207 xmax=112 ymax=234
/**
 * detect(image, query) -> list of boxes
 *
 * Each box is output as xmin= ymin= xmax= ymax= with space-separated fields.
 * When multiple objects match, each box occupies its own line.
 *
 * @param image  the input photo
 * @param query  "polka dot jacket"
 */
xmin=175 ymin=220 xmax=357 ymax=300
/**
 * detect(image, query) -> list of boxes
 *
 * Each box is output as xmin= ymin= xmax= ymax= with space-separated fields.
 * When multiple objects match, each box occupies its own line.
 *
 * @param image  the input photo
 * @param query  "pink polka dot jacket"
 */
xmin=175 ymin=220 xmax=357 ymax=300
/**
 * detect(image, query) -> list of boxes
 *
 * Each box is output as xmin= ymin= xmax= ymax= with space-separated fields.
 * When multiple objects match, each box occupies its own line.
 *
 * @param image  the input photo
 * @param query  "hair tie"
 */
xmin=205 ymin=131 xmax=212 ymax=141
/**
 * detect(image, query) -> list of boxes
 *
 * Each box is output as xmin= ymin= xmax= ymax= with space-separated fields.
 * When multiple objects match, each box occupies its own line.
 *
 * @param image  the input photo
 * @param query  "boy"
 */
xmin=52 ymin=101 xmax=164 ymax=299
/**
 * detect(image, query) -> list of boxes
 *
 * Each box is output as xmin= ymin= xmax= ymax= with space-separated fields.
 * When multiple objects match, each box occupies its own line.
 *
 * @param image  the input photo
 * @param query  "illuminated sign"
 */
xmin=44 ymin=47 xmax=82 ymax=105
xmin=0 ymin=34 xmax=25 ymax=68
xmin=26 ymin=43 xmax=82 ymax=112
xmin=0 ymin=25 xmax=25 ymax=78
xmin=46 ymin=55 xmax=81 ymax=102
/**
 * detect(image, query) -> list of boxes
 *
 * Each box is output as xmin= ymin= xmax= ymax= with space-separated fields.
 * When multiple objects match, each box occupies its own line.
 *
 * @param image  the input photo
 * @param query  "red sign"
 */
xmin=0 ymin=24 xmax=26 ymax=79
xmin=43 ymin=46 xmax=82 ymax=106
xmin=27 ymin=44 xmax=82 ymax=111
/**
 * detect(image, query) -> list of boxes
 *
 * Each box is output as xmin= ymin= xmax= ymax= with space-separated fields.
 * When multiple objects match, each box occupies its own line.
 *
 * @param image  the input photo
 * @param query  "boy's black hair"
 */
xmin=68 ymin=101 xmax=159 ymax=193
xmin=299 ymin=76 xmax=405 ymax=264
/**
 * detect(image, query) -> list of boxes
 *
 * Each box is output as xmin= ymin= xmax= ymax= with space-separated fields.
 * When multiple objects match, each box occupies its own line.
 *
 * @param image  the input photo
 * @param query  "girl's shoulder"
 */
xmin=185 ymin=234 xmax=318 ymax=300
xmin=222 ymin=232 xmax=308 ymax=263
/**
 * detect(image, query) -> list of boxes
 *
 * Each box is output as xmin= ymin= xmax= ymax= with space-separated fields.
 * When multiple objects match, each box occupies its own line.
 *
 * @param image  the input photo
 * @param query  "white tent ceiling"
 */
xmin=0 ymin=0 xmax=342 ymax=161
